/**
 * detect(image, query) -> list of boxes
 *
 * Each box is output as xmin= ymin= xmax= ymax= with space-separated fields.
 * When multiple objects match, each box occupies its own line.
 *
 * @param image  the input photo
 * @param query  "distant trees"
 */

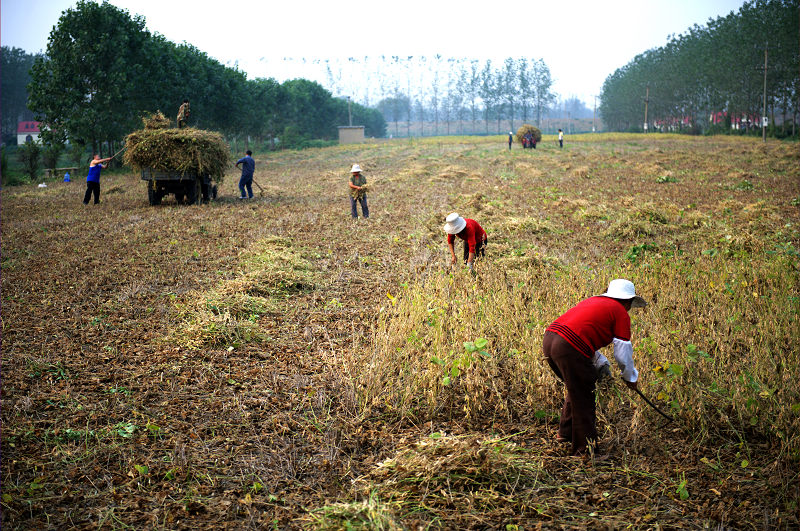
xmin=599 ymin=0 xmax=799 ymax=136
xmin=1 ymin=47 xmax=39 ymax=144
xmin=367 ymin=56 xmax=556 ymax=136
xmin=24 ymin=1 xmax=385 ymax=153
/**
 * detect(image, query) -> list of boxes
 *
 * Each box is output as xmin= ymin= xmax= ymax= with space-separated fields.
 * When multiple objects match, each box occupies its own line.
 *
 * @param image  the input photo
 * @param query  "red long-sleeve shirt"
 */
xmin=546 ymin=296 xmax=631 ymax=358
xmin=446 ymin=218 xmax=487 ymax=253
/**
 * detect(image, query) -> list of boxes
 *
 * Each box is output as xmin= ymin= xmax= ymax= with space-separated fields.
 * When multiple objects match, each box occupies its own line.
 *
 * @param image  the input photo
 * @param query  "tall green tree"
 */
xmin=532 ymin=59 xmax=554 ymax=127
xmin=28 ymin=1 xmax=151 ymax=153
xmin=1 ymin=47 xmax=39 ymax=144
xmin=479 ymin=60 xmax=498 ymax=133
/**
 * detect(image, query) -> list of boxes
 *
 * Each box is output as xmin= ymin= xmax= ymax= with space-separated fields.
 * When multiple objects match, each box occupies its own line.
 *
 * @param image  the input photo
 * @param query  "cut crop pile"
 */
xmin=123 ymin=112 xmax=229 ymax=182
xmin=516 ymin=123 xmax=542 ymax=143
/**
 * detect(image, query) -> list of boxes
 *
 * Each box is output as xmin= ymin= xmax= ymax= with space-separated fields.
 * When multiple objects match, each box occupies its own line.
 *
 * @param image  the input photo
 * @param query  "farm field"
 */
xmin=2 ymin=133 xmax=798 ymax=529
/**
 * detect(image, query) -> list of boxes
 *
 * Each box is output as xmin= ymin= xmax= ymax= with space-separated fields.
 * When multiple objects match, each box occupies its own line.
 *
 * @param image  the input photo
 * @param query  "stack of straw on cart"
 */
xmin=123 ymin=112 xmax=229 ymax=182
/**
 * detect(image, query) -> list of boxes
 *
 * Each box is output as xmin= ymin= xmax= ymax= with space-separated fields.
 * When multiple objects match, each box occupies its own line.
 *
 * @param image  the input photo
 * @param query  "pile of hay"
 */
xmin=515 ymin=124 xmax=542 ymax=143
xmin=142 ymin=110 xmax=171 ymax=130
xmin=123 ymin=112 xmax=229 ymax=182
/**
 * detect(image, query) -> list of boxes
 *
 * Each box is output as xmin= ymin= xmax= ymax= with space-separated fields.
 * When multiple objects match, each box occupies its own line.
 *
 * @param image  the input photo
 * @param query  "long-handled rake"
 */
xmin=633 ymin=387 xmax=675 ymax=426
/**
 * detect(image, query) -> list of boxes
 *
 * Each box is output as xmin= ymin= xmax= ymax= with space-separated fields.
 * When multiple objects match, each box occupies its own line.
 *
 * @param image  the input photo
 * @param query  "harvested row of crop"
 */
xmin=172 ymin=236 xmax=317 ymax=349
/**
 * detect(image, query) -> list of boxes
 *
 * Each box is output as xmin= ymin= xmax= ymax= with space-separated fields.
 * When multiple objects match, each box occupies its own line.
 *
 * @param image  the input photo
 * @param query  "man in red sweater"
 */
xmin=443 ymin=212 xmax=487 ymax=271
xmin=544 ymin=279 xmax=646 ymax=456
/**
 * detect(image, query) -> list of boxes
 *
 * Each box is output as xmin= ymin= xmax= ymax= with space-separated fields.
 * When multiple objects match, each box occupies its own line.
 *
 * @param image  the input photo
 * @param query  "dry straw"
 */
xmin=515 ymin=124 xmax=542 ymax=143
xmin=123 ymin=111 xmax=230 ymax=181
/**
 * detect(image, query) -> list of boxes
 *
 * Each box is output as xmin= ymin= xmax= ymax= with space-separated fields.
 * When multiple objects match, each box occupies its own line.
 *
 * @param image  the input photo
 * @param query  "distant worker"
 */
xmin=348 ymin=163 xmax=369 ymax=219
xmin=64 ymin=171 xmax=71 ymax=183
xmin=235 ymin=150 xmax=255 ymax=199
xmin=543 ymin=279 xmax=646 ymax=456
xmin=558 ymin=128 xmax=564 ymax=148
xmin=508 ymin=131 xmax=513 ymax=150
xmin=443 ymin=212 xmax=487 ymax=272
xmin=83 ymin=153 xmax=112 ymax=205
xmin=177 ymin=99 xmax=190 ymax=129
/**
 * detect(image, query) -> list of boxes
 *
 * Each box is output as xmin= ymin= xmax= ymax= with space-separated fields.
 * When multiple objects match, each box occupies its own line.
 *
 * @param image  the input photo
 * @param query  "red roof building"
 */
xmin=17 ymin=121 xmax=41 ymax=144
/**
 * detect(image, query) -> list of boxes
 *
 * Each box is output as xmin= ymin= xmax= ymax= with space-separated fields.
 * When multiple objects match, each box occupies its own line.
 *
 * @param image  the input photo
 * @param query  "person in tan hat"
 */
xmin=348 ymin=163 xmax=369 ymax=219
xmin=543 ymin=279 xmax=646 ymax=456
xmin=443 ymin=213 xmax=487 ymax=271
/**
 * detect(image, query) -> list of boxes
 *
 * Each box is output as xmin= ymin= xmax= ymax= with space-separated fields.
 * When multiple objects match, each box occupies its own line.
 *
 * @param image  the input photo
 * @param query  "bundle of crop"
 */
xmin=515 ymin=124 xmax=542 ymax=143
xmin=124 ymin=114 xmax=229 ymax=182
xmin=142 ymin=110 xmax=171 ymax=130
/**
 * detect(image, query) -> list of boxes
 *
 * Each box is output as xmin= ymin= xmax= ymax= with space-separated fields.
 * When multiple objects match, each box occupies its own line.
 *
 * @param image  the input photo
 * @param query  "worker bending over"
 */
xmin=543 ymin=279 xmax=646 ymax=456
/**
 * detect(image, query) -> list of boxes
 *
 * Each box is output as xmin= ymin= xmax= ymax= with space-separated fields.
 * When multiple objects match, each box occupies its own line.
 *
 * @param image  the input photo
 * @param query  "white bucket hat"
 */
xmin=600 ymin=279 xmax=647 ymax=308
xmin=443 ymin=212 xmax=467 ymax=235
xmin=350 ymin=164 xmax=362 ymax=173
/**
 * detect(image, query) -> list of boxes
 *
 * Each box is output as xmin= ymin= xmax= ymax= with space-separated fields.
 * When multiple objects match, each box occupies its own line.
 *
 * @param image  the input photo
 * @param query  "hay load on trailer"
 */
xmin=516 ymin=124 xmax=542 ymax=148
xmin=124 ymin=112 xmax=230 ymax=205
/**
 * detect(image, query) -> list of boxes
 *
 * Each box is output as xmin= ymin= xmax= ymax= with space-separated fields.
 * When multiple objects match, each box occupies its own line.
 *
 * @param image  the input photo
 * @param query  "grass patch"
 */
xmin=172 ymin=236 xmax=317 ymax=348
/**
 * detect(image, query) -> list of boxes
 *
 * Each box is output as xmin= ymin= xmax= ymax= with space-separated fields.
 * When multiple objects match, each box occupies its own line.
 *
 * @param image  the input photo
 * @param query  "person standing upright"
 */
xmin=83 ymin=153 xmax=111 ymax=205
xmin=235 ymin=150 xmax=255 ymax=199
xmin=508 ymin=131 xmax=513 ymax=150
xmin=558 ymin=128 xmax=564 ymax=148
xmin=348 ymin=164 xmax=369 ymax=219
xmin=177 ymin=99 xmax=190 ymax=129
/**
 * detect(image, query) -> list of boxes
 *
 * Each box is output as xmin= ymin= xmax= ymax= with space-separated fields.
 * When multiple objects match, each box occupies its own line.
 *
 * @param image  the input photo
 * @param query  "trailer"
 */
xmin=141 ymin=168 xmax=218 ymax=206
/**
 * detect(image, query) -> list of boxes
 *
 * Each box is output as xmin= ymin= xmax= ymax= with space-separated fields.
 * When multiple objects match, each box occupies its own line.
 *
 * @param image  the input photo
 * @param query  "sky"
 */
xmin=2 ymin=0 xmax=748 ymax=108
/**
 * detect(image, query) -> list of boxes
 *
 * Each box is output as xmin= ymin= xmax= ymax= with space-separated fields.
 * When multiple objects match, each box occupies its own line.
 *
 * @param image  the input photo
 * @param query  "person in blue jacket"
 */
xmin=235 ymin=150 xmax=255 ymax=199
xmin=83 ymin=154 xmax=112 ymax=204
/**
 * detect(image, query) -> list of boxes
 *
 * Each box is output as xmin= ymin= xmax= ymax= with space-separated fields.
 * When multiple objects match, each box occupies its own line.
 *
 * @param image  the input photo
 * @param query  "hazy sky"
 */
xmin=2 ymin=0 xmax=748 ymax=107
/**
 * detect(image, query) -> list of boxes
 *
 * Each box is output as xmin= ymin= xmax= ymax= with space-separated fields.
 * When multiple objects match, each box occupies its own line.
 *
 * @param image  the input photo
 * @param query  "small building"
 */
xmin=338 ymin=125 xmax=365 ymax=144
xmin=17 ymin=121 xmax=41 ymax=144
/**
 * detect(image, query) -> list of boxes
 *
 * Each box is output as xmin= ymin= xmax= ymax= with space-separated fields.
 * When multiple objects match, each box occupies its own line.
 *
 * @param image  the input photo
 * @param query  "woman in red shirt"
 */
xmin=443 ymin=213 xmax=487 ymax=270
xmin=544 ymin=279 xmax=646 ymax=456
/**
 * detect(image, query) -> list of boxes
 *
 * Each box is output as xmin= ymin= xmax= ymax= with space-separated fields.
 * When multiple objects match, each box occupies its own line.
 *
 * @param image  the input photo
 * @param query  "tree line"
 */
xmin=599 ymin=0 xmax=799 ymax=136
xmin=15 ymin=1 xmax=385 ymax=155
xmin=279 ymin=55 xmax=559 ymax=137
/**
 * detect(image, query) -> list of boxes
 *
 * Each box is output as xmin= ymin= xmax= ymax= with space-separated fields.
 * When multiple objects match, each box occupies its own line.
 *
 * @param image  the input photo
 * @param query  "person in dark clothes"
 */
xmin=235 ymin=150 xmax=255 ymax=199
xmin=508 ymin=131 xmax=513 ymax=150
xmin=543 ymin=279 xmax=646 ymax=456
xmin=83 ymin=153 xmax=112 ymax=205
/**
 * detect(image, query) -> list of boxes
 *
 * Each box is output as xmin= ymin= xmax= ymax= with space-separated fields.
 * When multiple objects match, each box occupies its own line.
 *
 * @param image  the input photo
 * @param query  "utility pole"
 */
xmin=762 ymin=42 xmax=768 ymax=143
xmin=593 ymin=95 xmax=597 ymax=133
xmin=347 ymin=96 xmax=353 ymax=126
xmin=643 ymin=85 xmax=649 ymax=133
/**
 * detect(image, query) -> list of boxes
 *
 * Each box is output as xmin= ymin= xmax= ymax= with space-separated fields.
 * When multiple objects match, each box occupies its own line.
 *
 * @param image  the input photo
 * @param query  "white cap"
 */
xmin=350 ymin=164 xmax=362 ymax=173
xmin=443 ymin=212 xmax=467 ymax=235
xmin=600 ymin=279 xmax=647 ymax=308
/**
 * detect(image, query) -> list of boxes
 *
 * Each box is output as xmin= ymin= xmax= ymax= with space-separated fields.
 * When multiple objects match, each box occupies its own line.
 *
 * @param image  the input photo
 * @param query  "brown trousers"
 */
xmin=543 ymin=330 xmax=598 ymax=455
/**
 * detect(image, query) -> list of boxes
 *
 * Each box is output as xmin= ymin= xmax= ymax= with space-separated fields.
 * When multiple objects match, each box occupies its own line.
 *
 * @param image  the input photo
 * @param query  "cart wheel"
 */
xmin=148 ymin=186 xmax=162 ymax=206
xmin=184 ymin=180 xmax=201 ymax=205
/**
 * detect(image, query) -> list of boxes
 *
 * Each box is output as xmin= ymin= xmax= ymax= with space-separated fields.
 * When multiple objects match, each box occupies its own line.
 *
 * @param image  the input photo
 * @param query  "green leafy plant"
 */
xmin=16 ymin=141 xmax=41 ymax=182
xmin=675 ymin=473 xmax=689 ymax=500
xmin=113 ymin=421 xmax=137 ymax=438
xmin=626 ymin=242 xmax=658 ymax=263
